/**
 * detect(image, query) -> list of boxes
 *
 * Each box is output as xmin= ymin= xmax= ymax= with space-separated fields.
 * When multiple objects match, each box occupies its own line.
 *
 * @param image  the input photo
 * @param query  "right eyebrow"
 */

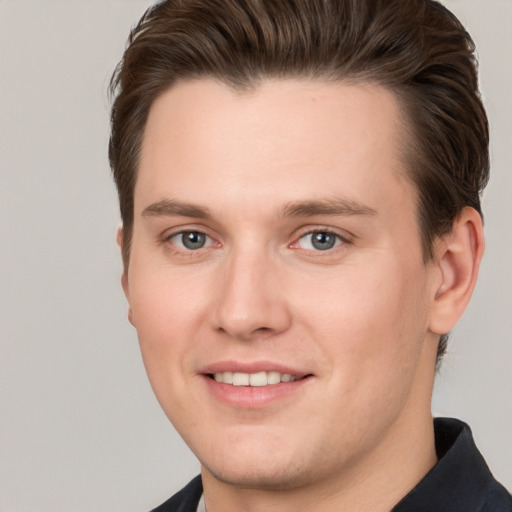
xmin=141 ymin=199 xmax=212 ymax=219
xmin=280 ymin=196 xmax=377 ymax=218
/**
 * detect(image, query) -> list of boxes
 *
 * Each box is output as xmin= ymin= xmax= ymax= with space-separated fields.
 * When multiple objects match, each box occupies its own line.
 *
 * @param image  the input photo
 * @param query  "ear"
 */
xmin=429 ymin=207 xmax=485 ymax=335
xmin=116 ymin=226 xmax=135 ymax=326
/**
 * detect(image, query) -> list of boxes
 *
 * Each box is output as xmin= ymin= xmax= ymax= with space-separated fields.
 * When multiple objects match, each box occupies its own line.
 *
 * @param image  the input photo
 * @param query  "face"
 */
xmin=124 ymin=79 xmax=441 ymax=490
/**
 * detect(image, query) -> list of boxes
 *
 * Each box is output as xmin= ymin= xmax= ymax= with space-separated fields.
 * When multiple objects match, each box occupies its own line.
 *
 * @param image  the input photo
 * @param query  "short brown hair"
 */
xmin=109 ymin=0 xmax=489 ymax=359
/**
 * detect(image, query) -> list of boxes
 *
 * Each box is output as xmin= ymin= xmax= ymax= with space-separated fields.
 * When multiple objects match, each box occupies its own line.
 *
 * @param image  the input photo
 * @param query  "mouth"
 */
xmin=201 ymin=362 xmax=313 ymax=407
xmin=209 ymin=370 xmax=305 ymax=387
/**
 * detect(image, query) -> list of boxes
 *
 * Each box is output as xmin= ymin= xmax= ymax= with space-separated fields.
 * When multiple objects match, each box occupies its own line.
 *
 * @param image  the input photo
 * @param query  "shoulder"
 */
xmin=436 ymin=418 xmax=512 ymax=512
xmin=393 ymin=418 xmax=512 ymax=512
xmin=149 ymin=475 xmax=203 ymax=512
xmin=478 ymin=480 xmax=512 ymax=512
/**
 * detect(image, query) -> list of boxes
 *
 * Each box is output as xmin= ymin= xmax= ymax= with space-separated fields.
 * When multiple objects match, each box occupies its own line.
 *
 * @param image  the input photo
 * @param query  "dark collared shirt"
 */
xmin=150 ymin=418 xmax=512 ymax=512
xmin=393 ymin=418 xmax=511 ymax=511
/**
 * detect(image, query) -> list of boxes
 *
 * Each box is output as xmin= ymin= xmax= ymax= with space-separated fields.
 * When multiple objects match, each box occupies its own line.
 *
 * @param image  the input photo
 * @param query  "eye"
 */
xmin=296 ymin=231 xmax=344 ymax=251
xmin=168 ymin=231 xmax=212 ymax=250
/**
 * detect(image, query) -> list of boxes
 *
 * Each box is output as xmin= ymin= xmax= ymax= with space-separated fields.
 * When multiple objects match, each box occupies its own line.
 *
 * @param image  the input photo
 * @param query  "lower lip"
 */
xmin=202 ymin=375 xmax=311 ymax=409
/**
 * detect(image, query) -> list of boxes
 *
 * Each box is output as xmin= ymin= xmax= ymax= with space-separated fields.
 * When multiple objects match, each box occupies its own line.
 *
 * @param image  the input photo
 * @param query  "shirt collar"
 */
xmin=392 ymin=417 xmax=500 ymax=511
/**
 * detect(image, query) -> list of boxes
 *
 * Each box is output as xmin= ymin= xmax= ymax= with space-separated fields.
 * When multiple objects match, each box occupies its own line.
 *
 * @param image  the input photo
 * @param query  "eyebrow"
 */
xmin=141 ymin=196 xmax=377 ymax=220
xmin=141 ymin=199 xmax=212 ymax=219
xmin=280 ymin=197 xmax=377 ymax=218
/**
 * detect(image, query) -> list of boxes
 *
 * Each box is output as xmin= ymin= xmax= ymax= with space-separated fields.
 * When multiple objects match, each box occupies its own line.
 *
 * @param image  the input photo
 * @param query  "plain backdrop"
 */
xmin=0 ymin=1 xmax=510 ymax=511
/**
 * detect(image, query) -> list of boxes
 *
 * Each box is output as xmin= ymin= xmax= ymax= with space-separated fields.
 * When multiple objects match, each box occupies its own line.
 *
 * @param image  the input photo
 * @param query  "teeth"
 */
xmin=232 ymin=372 xmax=249 ymax=386
xmin=213 ymin=371 xmax=298 ymax=386
xmin=267 ymin=371 xmax=281 ymax=385
xmin=249 ymin=371 xmax=267 ymax=387
xmin=222 ymin=371 xmax=234 ymax=384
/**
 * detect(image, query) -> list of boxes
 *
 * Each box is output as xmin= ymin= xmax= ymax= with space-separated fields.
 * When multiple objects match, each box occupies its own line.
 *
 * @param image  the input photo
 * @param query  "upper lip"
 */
xmin=199 ymin=360 xmax=311 ymax=378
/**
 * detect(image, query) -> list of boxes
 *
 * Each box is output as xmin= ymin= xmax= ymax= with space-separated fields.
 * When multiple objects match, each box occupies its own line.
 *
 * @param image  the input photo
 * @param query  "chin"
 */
xmin=202 ymin=460 xmax=311 ymax=491
xmin=197 ymin=439 xmax=322 ymax=491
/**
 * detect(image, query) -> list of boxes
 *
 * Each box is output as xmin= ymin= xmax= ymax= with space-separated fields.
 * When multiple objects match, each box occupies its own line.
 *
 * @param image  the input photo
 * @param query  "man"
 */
xmin=109 ymin=0 xmax=511 ymax=510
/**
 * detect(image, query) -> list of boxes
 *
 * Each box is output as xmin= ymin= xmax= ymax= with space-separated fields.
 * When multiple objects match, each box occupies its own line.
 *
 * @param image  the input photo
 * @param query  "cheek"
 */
xmin=129 ymin=260 xmax=210 ymax=338
xmin=300 ymin=258 xmax=430 ymax=377
xmin=127 ymin=268 xmax=204 ymax=394
xmin=129 ymin=279 xmax=207 ymax=434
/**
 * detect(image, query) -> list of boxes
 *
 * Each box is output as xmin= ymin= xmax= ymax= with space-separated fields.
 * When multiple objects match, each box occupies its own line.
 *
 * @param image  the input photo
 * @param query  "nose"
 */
xmin=212 ymin=249 xmax=292 ymax=341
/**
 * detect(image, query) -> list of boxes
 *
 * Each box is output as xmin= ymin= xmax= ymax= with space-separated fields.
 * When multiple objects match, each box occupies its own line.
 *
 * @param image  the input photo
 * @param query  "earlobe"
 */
xmin=117 ymin=226 xmax=135 ymax=327
xmin=429 ymin=207 xmax=485 ymax=335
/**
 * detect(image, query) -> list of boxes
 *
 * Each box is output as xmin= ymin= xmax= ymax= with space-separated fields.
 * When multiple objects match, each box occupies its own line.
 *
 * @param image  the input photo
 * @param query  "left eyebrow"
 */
xmin=280 ymin=197 xmax=377 ymax=218
xmin=141 ymin=199 xmax=212 ymax=219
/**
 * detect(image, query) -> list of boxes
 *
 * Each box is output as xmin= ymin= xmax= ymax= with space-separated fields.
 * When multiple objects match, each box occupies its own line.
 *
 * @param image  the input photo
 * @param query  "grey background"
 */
xmin=0 ymin=1 xmax=510 ymax=511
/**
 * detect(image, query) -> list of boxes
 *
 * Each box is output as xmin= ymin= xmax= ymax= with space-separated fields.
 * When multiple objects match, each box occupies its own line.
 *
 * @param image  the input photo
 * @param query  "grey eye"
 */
xmin=311 ymin=232 xmax=337 ymax=250
xmin=298 ymin=231 xmax=342 ymax=251
xmin=170 ymin=231 xmax=208 ymax=250
xmin=182 ymin=231 xmax=206 ymax=249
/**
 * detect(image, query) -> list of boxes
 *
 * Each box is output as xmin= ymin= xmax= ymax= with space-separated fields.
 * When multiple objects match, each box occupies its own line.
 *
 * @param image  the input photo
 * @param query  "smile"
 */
xmin=203 ymin=365 xmax=312 ymax=408
xmin=212 ymin=371 xmax=298 ymax=386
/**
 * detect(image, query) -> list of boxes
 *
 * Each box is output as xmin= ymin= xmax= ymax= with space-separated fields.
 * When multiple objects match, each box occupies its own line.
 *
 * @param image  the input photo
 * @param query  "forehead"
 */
xmin=137 ymin=78 xmax=413 ymax=216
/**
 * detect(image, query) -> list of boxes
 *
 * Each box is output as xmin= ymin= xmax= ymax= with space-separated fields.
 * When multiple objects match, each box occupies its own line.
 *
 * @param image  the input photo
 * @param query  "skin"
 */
xmin=120 ymin=79 xmax=484 ymax=512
